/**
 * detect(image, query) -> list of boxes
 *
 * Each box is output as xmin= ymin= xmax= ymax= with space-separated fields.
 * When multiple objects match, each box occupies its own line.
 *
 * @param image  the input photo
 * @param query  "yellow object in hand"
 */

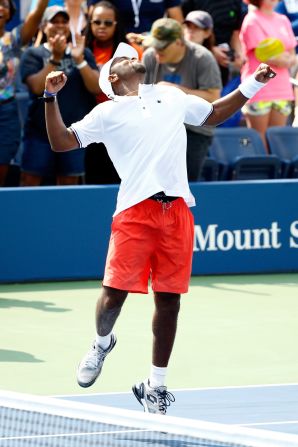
xmin=255 ymin=37 xmax=285 ymax=62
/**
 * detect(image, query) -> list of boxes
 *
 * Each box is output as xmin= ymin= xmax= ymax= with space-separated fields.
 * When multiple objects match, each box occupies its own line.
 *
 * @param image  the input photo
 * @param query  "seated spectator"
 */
xmin=142 ymin=18 xmax=222 ymax=181
xmin=183 ymin=10 xmax=215 ymax=50
xmin=181 ymin=0 xmax=245 ymax=86
xmin=0 ymin=0 xmax=49 ymax=187
xmin=87 ymin=0 xmax=184 ymax=34
xmin=240 ymin=0 xmax=297 ymax=149
xmin=19 ymin=6 xmax=100 ymax=186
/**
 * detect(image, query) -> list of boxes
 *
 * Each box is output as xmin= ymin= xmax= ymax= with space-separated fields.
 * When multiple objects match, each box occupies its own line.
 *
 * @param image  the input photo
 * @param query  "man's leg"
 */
xmin=132 ymin=292 xmax=180 ymax=414
xmin=77 ymin=286 xmax=128 ymax=388
xmin=96 ymin=286 xmax=128 ymax=336
xmin=152 ymin=292 xmax=181 ymax=367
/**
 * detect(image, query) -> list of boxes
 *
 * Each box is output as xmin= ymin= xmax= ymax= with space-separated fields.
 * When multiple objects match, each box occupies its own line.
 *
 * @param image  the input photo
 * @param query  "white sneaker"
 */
xmin=132 ymin=379 xmax=175 ymax=415
xmin=77 ymin=334 xmax=117 ymax=388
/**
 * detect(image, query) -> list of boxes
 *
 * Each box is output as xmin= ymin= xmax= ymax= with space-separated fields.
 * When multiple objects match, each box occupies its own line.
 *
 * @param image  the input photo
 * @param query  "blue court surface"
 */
xmin=57 ymin=383 xmax=298 ymax=436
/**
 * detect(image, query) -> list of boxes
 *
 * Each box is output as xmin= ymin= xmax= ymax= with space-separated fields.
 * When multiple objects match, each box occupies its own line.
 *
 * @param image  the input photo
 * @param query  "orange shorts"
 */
xmin=103 ymin=198 xmax=194 ymax=294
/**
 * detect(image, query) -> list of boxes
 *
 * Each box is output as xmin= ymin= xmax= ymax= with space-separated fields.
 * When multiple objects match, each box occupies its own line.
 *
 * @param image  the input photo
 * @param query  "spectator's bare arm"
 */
xmin=157 ymin=81 xmax=220 ymax=102
xmin=20 ymin=0 xmax=49 ymax=46
xmin=167 ymin=6 xmax=184 ymax=23
xmin=70 ymin=34 xmax=100 ymax=95
xmin=266 ymin=49 xmax=297 ymax=69
xmin=178 ymin=86 xmax=220 ymax=102
xmin=230 ymin=30 xmax=245 ymax=69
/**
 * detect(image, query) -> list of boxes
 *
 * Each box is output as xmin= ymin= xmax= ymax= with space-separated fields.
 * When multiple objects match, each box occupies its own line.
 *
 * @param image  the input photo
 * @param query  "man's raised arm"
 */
xmin=44 ymin=71 xmax=79 ymax=152
xmin=205 ymin=64 xmax=276 ymax=126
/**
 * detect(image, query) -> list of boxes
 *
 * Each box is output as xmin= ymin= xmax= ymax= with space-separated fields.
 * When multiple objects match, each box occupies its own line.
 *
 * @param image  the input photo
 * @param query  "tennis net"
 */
xmin=1 ymin=390 xmax=298 ymax=447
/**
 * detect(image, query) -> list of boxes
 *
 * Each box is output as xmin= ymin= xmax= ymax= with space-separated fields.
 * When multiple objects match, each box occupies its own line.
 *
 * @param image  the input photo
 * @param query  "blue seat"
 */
xmin=209 ymin=127 xmax=282 ymax=180
xmin=199 ymin=156 xmax=219 ymax=181
xmin=266 ymin=126 xmax=298 ymax=178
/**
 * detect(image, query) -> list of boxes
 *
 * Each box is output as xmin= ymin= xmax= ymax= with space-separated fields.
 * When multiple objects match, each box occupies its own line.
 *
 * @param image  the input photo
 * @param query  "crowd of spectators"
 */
xmin=1 ymin=0 xmax=298 ymax=186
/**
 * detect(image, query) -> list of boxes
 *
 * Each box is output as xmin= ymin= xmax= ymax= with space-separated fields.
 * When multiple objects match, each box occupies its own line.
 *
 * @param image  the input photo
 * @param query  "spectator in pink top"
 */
xmin=240 ymin=0 xmax=297 ymax=149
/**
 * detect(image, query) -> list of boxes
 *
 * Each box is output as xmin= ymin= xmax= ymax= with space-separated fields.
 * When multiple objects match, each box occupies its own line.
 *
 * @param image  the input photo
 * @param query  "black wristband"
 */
xmin=43 ymin=96 xmax=56 ymax=103
xmin=49 ymin=59 xmax=60 ymax=66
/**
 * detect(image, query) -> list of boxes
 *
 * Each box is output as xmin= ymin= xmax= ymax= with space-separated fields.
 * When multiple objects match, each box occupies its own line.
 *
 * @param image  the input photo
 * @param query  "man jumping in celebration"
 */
xmin=44 ymin=43 xmax=275 ymax=415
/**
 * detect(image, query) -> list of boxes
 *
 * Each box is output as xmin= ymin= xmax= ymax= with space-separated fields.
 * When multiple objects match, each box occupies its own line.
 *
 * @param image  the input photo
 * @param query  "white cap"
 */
xmin=99 ymin=43 xmax=139 ymax=99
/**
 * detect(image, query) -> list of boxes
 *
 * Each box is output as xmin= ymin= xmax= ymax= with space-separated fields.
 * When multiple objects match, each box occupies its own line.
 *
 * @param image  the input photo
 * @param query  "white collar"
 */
xmin=111 ymin=84 xmax=155 ymax=102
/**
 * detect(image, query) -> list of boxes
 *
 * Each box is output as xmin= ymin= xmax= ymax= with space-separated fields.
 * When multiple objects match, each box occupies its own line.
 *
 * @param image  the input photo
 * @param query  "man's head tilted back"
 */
xmin=99 ymin=43 xmax=145 ymax=98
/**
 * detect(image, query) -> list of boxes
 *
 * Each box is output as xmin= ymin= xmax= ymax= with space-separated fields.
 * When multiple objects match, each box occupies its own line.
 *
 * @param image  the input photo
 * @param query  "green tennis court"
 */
xmin=1 ymin=273 xmax=297 ymax=396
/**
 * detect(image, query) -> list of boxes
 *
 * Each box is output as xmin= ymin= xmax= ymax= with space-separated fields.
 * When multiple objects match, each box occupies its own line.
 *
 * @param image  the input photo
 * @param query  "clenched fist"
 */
xmin=254 ymin=64 xmax=276 ymax=84
xmin=45 ymin=71 xmax=68 ymax=94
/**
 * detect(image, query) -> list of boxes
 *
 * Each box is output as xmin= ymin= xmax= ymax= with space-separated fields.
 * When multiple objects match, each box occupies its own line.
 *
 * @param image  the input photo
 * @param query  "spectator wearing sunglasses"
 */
xmin=87 ymin=0 xmax=184 ymax=34
xmin=84 ymin=1 xmax=130 ymax=184
xmin=85 ymin=0 xmax=128 ymax=99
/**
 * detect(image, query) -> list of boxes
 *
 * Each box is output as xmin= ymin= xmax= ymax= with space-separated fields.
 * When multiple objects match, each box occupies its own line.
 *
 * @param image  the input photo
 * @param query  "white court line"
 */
xmin=52 ymin=382 xmax=298 ymax=398
xmin=0 ymin=429 xmax=149 ymax=441
xmin=240 ymin=421 xmax=298 ymax=427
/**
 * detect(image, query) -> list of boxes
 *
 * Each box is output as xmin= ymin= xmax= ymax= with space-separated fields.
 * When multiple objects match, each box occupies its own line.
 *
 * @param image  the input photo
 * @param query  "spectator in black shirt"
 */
xmin=181 ymin=0 xmax=245 ymax=85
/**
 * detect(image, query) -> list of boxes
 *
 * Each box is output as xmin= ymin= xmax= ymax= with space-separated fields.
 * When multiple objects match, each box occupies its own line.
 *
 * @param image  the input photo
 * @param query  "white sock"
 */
xmin=95 ymin=332 xmax=112 ymax=350
xmin=149 ymin=365 xmax=167 ymax=388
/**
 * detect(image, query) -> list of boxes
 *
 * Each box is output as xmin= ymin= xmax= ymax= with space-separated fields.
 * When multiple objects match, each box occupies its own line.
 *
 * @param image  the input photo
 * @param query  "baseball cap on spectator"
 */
xmin=184 ymin=10 xmax=213 ymax=30
xmin=42 ymin=5 xmax=70 ymax=23
xmin=99 ymin=42 xmax=139 ymax=99
xmin=143 ymin=18 xmax=183 ymax=50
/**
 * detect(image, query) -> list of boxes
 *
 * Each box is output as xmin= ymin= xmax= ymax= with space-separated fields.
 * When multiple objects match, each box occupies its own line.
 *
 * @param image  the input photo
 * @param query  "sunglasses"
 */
xmin=91 ymin=19 xmax=117 ymax=27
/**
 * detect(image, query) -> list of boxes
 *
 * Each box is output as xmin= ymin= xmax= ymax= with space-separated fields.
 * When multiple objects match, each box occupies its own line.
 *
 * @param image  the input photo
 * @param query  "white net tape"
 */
xmin=1 ymin=390 xmax=298 ymax=447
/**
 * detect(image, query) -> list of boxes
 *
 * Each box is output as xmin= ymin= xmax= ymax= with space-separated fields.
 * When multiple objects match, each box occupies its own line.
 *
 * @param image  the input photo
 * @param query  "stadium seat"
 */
xmin=266 ymin=126 xmax=298 ymax=178
xmin=209 ymin=127 xmax=282 ymax=180
xmin=199 ymin=156 xmax=219 ymax=181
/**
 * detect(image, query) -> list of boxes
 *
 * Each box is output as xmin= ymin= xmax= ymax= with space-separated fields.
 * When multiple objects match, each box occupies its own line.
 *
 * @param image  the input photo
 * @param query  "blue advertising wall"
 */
xmin=0 ymin=180 xmax=297 ymax=283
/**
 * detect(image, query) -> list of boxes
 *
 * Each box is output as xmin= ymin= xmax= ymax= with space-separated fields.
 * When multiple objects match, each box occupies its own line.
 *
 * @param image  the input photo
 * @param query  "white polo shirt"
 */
xmin=70 ymin=84 xmax=213 ymax=216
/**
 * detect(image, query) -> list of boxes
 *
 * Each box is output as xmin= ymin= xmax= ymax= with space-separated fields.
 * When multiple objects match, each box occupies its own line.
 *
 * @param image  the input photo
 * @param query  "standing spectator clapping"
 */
xmin=84 ymin=0 xmax=126 ymax=184
xmin=0 ymin=0 xmax=49 ymax=186
xmin=19 ymin=6 xmax=100 ymax=186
